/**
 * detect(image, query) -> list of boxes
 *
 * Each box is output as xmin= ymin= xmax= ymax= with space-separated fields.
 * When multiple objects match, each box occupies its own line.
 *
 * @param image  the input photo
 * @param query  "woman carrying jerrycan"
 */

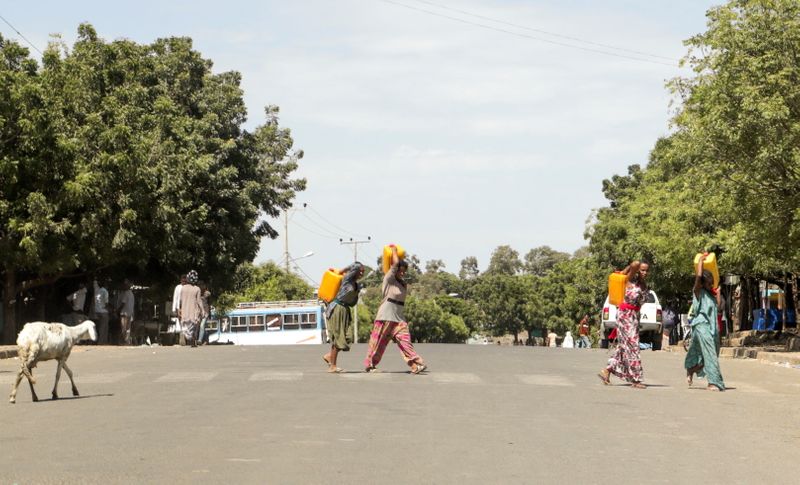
xmin=685 ymin=253 xmax=725 ymax=391
xmin=363 ymin=245 xmax=428 ymax=374
xmin=598 ymin=260 xmax=649 ymax=389
xmin=322 ymin=262 xmax=366 ymax=373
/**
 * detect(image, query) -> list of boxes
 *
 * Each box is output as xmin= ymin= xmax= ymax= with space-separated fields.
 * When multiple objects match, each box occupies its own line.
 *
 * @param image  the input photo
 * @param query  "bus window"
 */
xmin=232 ymin=316 xmax=247 ymax=333
xmin=300 ymin=312 xmax=317 ymax=330
xmin=249 ymin=315 xmax=265 ymax=332
xmin=266 ymin=315 xmax=281 ymax=331
xmin=283 ymin=314 xmax=300 ymax=330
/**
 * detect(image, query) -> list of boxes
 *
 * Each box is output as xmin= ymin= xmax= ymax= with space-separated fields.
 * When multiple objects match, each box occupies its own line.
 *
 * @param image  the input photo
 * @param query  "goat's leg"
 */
xmin=52 ymin=361 xmax=63 ymax=400
xmin=26 ymin=367 xmax=39 ymax=402
xmin=9 ymin=369 xmax=24 ymax=404
xmin=61 ymin=360 xmax=79 ymax=397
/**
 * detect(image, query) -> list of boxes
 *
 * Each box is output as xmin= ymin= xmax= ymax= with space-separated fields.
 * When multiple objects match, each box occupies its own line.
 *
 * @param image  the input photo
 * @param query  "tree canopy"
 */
xmin=0 ymin=25 xmax=304 ymax=342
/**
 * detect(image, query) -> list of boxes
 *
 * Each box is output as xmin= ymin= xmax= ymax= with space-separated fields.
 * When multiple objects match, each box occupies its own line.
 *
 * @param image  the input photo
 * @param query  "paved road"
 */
xmin=1 ymin=344 xmax=799 ymax=484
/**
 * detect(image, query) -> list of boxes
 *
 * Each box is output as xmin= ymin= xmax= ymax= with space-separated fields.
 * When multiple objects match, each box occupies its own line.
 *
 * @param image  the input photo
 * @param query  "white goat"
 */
xmin=9 ymin=320 xmax=97 ymax=404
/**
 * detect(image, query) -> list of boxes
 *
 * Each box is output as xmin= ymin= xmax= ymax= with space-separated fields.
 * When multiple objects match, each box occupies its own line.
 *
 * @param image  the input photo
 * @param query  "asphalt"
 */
xmin=1 ymin=344 xmax=800 ymax=484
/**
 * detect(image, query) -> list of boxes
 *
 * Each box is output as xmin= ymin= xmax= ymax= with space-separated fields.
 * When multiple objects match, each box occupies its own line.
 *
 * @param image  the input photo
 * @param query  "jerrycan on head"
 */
xmin=694 ymin=252 xmax=720 ymax=288
xmin=608 ymin=272 xmax=627 ymax=306
xmin=382 ymin=244 xmax=406 ymax=274
xmin=318 ymin=268 xmax=343 ymax=303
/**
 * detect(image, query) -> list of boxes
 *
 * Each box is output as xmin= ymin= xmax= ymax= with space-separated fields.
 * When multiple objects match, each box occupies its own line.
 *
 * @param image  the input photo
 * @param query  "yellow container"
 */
xmin=608 ymin=272 xmax=627 ymax=306
xmin=694 ymin=252 xmax=720 ymax=288
xmin=382 ymin=244 xmax=406 ymax=274
xmin=318 ymin=268 xmax=343 ymax=303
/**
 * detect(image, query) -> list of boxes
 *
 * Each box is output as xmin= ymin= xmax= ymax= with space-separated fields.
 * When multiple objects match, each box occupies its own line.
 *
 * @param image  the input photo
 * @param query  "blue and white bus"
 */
xmin=208 ymin=300 xmax=326 ymax=346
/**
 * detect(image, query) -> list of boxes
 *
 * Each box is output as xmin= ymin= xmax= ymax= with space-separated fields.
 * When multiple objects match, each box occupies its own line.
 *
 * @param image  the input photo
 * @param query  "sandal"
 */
xmin=412 ymin=364 xmax=427 ymax=374
xmin=597 ymin=370 xmax=611 ymax=385
xmin=327 ymin=367 xmax=343 ymax=373
xmin=322 ymin=355 xmax=331 ymax=366
xmin=365 ymin=367 xmax=382 ymax=373
xmin=631 ymin=382 xmax=647 ymax=389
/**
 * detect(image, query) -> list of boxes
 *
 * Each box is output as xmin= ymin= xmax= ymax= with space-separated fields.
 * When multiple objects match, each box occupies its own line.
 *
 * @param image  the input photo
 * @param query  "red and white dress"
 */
xmin=606 ymin=283 xmax=645 ymax=383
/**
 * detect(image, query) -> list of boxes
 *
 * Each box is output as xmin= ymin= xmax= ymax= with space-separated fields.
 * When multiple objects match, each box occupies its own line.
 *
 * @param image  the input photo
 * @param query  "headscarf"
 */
xmin=187 ymin=270 xmax=199 ymax=285
xmin=337 ymin=262 xmax=365 ymax=299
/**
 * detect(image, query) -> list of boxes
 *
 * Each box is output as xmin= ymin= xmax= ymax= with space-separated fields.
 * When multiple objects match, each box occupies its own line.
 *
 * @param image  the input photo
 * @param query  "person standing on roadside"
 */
xmin=116 ymin=279 xmax=135 ymax=345
xmin=92 ymin=278 xmax=110 ymax=344
xmin=577 ymin=315 xmax=591 ymax=349
xmin=172 ymin=274 xmax=186 ymax=341
xmin=179 ymin=270 xmax=206 ymax=347
xmin=547 ymin=329 xmax=558 ymax=348
xmin=598 ymin=260 xmax=648 ymax=389
xmin=323 ymin=262 xmax=365 ymax=373
xmin=685 ymin=253 xmax=725 ymax=391
xmin=364 ymin=246 xmax=427 ymax=374
xmin=66 ymin=282 xmax=88 ymax=326
xmin=198 ymin=281 xmax=211 ymax=345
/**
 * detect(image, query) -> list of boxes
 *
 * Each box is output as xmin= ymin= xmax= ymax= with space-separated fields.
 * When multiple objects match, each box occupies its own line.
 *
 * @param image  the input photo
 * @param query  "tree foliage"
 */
xmin=0 ymin=25 xmax=305 ymax=342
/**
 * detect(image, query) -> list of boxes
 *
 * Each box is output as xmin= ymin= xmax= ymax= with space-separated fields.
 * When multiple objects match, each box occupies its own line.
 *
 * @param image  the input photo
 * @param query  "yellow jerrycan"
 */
xmin=318 ymin=268 xmax=343 ymax=303
xmin=608 ymin=272 xmax=627 ymax=306
xmin=694 ymin=252 xmax=720 ymax=288
xmin=382 ymin=244 xmax=406 ymax=274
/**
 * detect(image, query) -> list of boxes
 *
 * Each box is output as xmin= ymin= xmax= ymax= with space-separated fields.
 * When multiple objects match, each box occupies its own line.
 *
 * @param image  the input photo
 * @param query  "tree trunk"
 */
xmin=3 ymin=271 xmax=17 ymax=345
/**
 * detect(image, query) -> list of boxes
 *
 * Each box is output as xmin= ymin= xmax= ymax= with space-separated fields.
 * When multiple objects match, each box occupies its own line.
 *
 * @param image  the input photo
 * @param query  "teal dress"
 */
xmin=684 ymin=288 xmax=725 ymax=390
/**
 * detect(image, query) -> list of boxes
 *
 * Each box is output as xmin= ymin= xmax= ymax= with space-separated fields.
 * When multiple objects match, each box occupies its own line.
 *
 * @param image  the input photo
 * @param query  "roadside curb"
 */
xmin=0 ymin=347 xmax=18 ymax=360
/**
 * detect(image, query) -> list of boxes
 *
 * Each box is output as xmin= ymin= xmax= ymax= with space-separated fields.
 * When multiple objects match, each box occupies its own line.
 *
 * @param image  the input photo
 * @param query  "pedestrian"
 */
xmin=322 ymin=262 xmax=365 ymax=373
xmin=66 ymin=282 xmax=88 ymax=326
xmin=577 ymin=315 xmax=591 ymax=349
xmin=92 ymin=278 xmax=110 ymax=344
xmin=662 ymin=304 xmax=678 ymax=348
xmin=598 ymin=260 xmax=649 ymax=389
xmin=116 ymin=279 xmax=135 ymax=346
xmin=179 ymin=270 xmax=206 ymax=347
xmin=198 ymin=281 xmax=211 ymax=345
xmin=685 ymin=254 xmax=725 ymax=391
xmin=547 ymin=329 xmax=558 ymax=347
xmin=172 ymin=274 xmax=186 ymax=341
xmin=363 ymin=246 xmax=427 ymax=374
xmin=563 ymin=331 xmax=574 ymax=349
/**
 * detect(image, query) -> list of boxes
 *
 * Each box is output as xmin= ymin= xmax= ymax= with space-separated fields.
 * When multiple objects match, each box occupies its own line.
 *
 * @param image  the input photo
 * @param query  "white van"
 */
xmin=600 ymin=290 xmax=663 ymax=350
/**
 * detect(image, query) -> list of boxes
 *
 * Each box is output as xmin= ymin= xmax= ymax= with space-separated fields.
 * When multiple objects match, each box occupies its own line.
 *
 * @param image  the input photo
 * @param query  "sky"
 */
xmin=2 ymin=0 xmax=719 ymax=285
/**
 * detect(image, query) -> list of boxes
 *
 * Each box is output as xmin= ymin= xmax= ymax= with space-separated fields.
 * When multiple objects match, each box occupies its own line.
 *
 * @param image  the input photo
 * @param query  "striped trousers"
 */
xmin=363 ymin=320 xmax=422 ymax=369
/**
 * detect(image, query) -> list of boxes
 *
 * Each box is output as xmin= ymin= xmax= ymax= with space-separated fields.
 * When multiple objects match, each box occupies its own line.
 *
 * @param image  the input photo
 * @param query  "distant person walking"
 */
xmin=685 ymin=254 xmax=725 ymax=391
xmin=323 ymin=262 xmax=365 ymax=373
xmin=116 ymin=279 xmax=135 ymax=345
xmin=364 ymin=246 xmax=427 ymax=374
xmin=92 ymin=278 xmax=110 ymax=344
xmin=547 ymin=330 xmax=558 ymax=348
xmin=577 ymin=315 xmax=591 ymax=349
xmin=172 ymin=274 xmax=186 ymax=340
xmin=598 ymin=260 xmax=649 ymax=389
xmin=562 ymin=331 xmax=575 ymax=349
xmin=179 ymin=270 xmax=206 ymax=347
xmin=198 ymin=281 xmax=211 ymax=345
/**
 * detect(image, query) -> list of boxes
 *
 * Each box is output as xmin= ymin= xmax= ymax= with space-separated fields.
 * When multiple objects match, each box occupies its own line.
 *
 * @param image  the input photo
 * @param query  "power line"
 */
xmin=305 ymin=204 xmax=371 ymax=239
xmin=378 ymin=0 xmax=678 ymax=68
xmin=300 ymin=212 xmax=344 ymax=238
xmin=292 ymin=219 xmax=341 ymax=240
xmin=0 ymin=14 xmax=43 ymax=55
xmin=413 ymin=0 xmax=677 ymax=62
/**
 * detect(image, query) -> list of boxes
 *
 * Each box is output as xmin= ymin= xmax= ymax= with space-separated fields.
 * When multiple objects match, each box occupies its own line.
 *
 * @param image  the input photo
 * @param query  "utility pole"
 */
xmin=340 ymin=237 xmax=371 ymax=344
xmin=282 ymin=203 xmax=307 ymax=273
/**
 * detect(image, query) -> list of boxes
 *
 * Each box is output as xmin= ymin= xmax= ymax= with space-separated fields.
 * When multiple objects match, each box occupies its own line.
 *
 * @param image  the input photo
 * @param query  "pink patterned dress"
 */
xmin=606 ymin=283 xmax=646 ymax=383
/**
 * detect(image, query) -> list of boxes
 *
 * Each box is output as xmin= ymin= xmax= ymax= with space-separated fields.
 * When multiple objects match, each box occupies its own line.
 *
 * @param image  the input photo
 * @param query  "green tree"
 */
xmin=469 ymin=274 xmax=528 ymax=341
xmin=523 ymin=246 xmax=570 ymax=276
xmin=458 ymin=256 xmax=479 ymax=280
xmin=0 ymin=25 xmax=305 ymax=342
xmin=668 ymin=0 xmax=800 ymax=275
xmin=485 ymin=245 xmax=521 ymax=276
